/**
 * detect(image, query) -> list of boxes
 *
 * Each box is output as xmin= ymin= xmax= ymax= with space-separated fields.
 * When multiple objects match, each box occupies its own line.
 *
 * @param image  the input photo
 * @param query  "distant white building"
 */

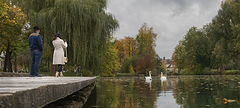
xmin=162 ymin=57 xmax=177 ymax=72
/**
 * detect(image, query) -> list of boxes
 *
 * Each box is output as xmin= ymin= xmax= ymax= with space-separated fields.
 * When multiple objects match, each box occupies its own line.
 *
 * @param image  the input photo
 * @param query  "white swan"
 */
xmin=161 ymin=72 xmax=167 ymax=81
xmin=145 ymin=71 xmax=152 ymax=82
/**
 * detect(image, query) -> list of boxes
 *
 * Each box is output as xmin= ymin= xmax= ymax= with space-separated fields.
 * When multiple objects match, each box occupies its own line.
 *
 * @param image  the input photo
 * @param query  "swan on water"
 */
xmin=145 ymin=71 xmax=152 ymax=82
xmin=161 ymin=72 xmax=167 ymax=81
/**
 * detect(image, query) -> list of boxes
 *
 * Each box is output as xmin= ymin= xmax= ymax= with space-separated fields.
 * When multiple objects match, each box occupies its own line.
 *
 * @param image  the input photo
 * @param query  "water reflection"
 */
xmin=173 ymin=76 xmax=240 ymax=108
xmin=83 ymin=76 xmax=240 ymax=108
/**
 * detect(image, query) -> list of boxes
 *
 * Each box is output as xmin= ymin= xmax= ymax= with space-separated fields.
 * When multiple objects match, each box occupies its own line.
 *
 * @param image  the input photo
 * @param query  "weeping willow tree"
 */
xmin=10 ymin=0 xmax=119 ymax=75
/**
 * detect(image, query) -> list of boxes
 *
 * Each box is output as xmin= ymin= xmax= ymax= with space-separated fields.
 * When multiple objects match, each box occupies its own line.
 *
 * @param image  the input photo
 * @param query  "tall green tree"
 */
xmin=208 ymin=1 xmax=235 ymax=72
xmin=102 ymin=41 xmax=120 ymax=77
xmin=185 ymin=27 xmax=210 ymax=74
xmin=173 ymin=0 xmax=240 ymax=74
xmin=173 ymin=27 xmax=211 ymax=74
xmin=136 ymin=23 xmax=157 ymax=56
xmin=172 ymin=41 xmax=186 ymax=72
xmin=230 ymin=0 xmax=240 ymax=69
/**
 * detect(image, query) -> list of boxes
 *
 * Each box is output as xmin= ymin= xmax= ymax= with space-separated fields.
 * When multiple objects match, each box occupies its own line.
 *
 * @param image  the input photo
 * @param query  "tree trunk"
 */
xmin=3 ymin=43 xmax=13 ymax=72
xmin=0 ymin=49 xmax=3 ymax=54
xmin=47 ymin=60 xmax=49 ymax=72
xmin=52 ymin=64 xmax=55 ymax=75
xmin=217 ymin=67 xmax=224 ymax=75
xmin=14 ymin=54 xmax=17 ymax=72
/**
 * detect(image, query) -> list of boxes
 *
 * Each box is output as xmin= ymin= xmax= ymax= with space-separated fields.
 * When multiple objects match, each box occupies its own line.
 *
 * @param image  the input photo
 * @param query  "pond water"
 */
xmin=83 ymin=76 xmax=240 ymax=108
xmin=48 ymin=76 xmax=240 ymax=108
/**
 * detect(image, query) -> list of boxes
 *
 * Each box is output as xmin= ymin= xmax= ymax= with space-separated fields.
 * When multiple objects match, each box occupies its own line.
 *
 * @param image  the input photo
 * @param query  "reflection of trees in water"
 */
xmin=161 ymin=76 xmax=179 ymax=92
xmin=92 ymin=76 xmax=240 ymax=108
xmin=96 ymin=77 xmax=162 ymax=108
xmin=172 ymin=76 xmax=240 ymax=108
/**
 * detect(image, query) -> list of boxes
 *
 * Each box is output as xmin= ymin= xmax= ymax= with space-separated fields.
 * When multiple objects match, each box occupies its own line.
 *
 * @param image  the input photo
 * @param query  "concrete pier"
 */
xmin=0 ymin=77 xmax=96 ymax=108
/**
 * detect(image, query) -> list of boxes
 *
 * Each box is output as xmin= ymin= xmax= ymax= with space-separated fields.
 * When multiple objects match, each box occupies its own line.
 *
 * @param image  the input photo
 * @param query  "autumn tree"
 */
xmin=0 ymin=0 xmax=26 ymax=72
xmin=135 ymin=55 xmax=156 ymax=74
xmin=118 ymin=24 xmax=159 ymax=75
xmin=114 ymin=40 xmax=125 ymax=64
xmin=114 ymin=37 xmax=137 ymax=64
xmin=135 ymin=23 xmax=157 ymax=74
xmin=124 ymin=37 xmax=137 ymax=57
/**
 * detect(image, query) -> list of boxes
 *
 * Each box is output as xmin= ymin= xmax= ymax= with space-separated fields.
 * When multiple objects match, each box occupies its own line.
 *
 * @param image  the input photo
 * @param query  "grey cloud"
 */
xmin=107 ymin=0 xmax=222 ymax=58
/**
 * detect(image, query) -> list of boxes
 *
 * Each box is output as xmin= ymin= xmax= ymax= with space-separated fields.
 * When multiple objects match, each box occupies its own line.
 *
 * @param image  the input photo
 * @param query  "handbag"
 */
xmin=64 ymin=48 xmax=68 ymax=63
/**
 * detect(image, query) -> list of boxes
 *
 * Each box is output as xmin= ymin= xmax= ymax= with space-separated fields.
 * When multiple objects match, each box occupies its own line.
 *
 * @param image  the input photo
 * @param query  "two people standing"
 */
xmin=29 ymin=26 xmax=67 ymax=77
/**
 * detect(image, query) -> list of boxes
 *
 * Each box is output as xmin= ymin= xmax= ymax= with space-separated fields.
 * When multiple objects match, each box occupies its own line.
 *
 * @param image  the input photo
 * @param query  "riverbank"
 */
xmin=169 ymin=70 xmax=240 ymax=75
xmin=1 ymin=69 xmax=239 ymax=78
xmin=115 ymin=70 xmax=240 ymax=77
xmin=39 ymin=70 xmax=240 ymax=77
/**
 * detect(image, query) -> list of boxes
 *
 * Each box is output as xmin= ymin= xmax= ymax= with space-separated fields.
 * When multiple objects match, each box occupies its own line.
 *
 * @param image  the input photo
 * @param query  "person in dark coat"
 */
xmin=28 ymin=26 xmax=43 ymax=77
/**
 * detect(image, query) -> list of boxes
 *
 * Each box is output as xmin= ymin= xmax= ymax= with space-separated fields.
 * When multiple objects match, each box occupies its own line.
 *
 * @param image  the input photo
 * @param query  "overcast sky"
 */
xmin=107 ymin=0 xmax=223 ymax=58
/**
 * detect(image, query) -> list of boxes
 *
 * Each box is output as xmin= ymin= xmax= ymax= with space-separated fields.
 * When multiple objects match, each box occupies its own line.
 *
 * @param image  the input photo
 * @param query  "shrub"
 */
xmin=120 ymin=56 xmax=139 ymax=73
xmin=82 ymin=69 xmax=93 ymax=76
xmin=224 ymin=70 xmax=240 ymax=75
xmin=129 ymin=64 xmax=135 ymax=75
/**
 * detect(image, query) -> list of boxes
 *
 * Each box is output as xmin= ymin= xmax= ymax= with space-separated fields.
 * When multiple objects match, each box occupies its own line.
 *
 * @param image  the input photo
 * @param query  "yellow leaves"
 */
xmin=0 ymin=3 xmax=26 ymax=26
xmin=0 ymin=0 xmax=26 ymax=40
xmin=238 ymin=82 xmax=240 ymax=84
xmin=114 ymin=37 xmax=137 ymax=64
xmin=0 ymin=0 xmax=25 ymax=23
xmin=204 ymin=88 xmax=214 ymax=91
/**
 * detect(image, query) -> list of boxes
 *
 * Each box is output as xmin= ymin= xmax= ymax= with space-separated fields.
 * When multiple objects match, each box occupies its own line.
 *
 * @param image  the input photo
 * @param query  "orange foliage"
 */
xmin=114 ymin=37 xmax=137 ymax=64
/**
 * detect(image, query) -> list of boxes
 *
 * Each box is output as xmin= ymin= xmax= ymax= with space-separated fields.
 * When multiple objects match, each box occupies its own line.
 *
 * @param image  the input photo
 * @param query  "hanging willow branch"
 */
xmin=10 ymin=0 xmax=119 ymax=74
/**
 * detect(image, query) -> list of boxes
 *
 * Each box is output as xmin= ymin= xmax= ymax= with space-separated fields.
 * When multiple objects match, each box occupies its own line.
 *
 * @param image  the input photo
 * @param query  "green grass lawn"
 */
xmin=210 ymin=70 xmax=240 ymax=75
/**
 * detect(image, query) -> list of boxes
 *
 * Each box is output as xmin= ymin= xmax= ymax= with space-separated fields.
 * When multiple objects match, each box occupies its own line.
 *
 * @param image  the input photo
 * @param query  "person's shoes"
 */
xmin=35 ymin=75 xmax=42 ymax=77
xmin=29 ymin=75 xmax=34 ymax=77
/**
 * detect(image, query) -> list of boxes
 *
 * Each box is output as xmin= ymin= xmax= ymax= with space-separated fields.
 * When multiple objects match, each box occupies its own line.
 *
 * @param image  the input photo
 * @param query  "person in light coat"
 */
xmin=52 ymin=33 xmax=67 ymax=77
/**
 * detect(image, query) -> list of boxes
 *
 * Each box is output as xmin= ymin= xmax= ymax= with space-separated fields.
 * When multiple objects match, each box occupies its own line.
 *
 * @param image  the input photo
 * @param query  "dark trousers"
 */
xmin=57 ymin=64 xmax=63 ymax=72
xmin=30 ymin=50 xmax=42 ymax=76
